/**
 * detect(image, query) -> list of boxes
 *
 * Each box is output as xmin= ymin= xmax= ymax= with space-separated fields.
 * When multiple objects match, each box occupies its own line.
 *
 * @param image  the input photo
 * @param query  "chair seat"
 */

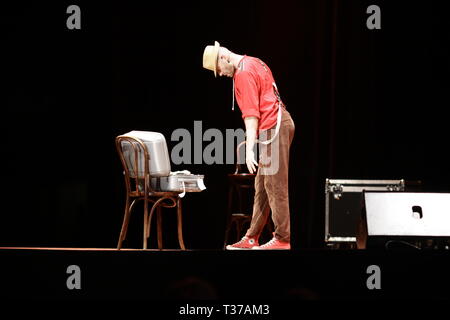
xmin=129 ymin=191 xmax=181 ymax=198
xmin=228 ymin=173 xmax=256 ymax=182
xmin=231 ymin=213 xmax=252 ymax=218
xmin=149 ymin=191 xmax=181 ymax=197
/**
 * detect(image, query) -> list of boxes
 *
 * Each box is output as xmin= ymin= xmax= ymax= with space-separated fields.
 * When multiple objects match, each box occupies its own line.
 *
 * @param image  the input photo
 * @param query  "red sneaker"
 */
xmin=252 ymin=236 xmax=290 ymax=250
xmin=226 ymin=236 xmax=259 ymax=250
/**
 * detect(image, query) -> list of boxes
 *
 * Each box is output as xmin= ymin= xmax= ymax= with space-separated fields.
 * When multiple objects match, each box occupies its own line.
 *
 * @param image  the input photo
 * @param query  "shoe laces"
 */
xmin=260 ymin=237 xmax=278 ymax=248
xmin=236 ymin=236 xmax=252 ymax=245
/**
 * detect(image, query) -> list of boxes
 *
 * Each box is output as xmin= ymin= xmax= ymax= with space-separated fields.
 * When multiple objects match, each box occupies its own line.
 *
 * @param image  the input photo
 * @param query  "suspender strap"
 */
xmin=257 ymin=83 xmax=283 ymax=145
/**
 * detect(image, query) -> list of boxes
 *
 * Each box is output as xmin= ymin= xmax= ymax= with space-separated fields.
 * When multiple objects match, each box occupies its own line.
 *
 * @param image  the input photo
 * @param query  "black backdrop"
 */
xmin=2 ymin=0 xmax=449 ymax=249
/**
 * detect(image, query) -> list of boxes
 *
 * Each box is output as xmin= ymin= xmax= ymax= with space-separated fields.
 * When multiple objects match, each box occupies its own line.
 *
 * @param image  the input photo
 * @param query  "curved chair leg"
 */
xmin=176 ymin=197 xmax=186 ymax=250
xmin=146 ymin=200 xmax=155 ymax=243
xmin=157 ymin=206 xmax=163 ymax=250
xmin=143 ymin=197 xmax=150 ymax=250
xmin=124 ymin=199 xmax=139 ymax=238
xmin=143 ymin=192 xmax=157 ymax=250
xmin=117 ymin=197 xmax=136 ymax=249
xmin=146 ymin=197 xmax=168 ymax=249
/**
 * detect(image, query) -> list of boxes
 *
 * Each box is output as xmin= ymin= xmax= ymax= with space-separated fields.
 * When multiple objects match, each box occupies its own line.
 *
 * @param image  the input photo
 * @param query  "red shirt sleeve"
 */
xmin=234 ymin=70 xmax=260 ymax=119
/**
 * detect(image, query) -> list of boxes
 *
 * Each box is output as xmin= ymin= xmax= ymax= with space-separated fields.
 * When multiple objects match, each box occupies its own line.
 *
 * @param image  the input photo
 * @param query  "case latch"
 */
xmin=327 ymin=183 xmax=344 ymax=200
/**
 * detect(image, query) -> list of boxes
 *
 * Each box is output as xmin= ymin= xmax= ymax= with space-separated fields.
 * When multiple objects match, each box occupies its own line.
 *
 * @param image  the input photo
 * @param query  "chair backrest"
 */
xmin=115 ymin=135 xmax=156 ymax=195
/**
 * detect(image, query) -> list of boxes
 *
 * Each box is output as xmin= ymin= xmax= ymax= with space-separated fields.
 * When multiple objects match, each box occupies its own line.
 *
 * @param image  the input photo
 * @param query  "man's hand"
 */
xmin=246 ymin=149 xmax=258 ymax=173
xmin=244 ymin=116 xmax=259 ymax=174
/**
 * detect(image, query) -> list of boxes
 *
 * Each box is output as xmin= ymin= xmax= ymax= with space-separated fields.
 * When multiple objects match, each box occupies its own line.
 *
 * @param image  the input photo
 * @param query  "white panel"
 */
xmin=365 ymin=193 xmax=450 ymax=236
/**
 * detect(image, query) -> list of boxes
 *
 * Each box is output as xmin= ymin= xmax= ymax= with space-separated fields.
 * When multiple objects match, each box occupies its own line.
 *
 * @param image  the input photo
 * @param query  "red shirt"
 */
xmin=233 ymin=56 xmax=280 ymax=132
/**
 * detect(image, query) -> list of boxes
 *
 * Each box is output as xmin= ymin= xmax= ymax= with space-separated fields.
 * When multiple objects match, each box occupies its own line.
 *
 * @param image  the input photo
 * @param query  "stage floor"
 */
xmin=1 ymin=247 xmax=449 ymax=302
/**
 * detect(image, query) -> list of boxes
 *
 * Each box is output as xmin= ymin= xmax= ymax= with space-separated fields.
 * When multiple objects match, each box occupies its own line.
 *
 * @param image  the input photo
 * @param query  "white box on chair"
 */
xmin=151 ymin=171 xmax=206 ymax=193
xmin=120 ymin=131 xmax=171 ymax=178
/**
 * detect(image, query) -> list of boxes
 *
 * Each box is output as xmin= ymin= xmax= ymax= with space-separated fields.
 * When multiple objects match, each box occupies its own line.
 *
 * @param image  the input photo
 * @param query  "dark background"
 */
xmin=2 ymin=0 xmax=449 ymax=249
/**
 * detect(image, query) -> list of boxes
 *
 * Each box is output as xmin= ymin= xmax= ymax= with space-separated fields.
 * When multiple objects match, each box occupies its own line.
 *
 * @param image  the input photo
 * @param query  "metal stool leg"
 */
xmin=236 ymin=218 xmax=243 ymax=241
xmin=224 ymin=183 xmax=235 ymax=248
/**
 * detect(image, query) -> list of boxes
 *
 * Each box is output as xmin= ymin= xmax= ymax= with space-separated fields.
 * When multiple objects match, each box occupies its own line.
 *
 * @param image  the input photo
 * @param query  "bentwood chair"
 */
xmin=115 ymin=134 xmax=185 ymax=250
xmin=223 ymin=141 xmax=274 ymax=248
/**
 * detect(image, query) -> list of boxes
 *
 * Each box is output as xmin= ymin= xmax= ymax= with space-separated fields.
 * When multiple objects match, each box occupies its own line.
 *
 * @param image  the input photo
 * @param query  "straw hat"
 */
xmin=203 ymin=41 xmax=220 ymax=77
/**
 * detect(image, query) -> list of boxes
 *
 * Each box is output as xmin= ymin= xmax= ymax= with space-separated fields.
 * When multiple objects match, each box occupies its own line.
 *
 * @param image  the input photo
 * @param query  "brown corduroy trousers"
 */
xmin=246 ymin=108 xmax=295 ymax=242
